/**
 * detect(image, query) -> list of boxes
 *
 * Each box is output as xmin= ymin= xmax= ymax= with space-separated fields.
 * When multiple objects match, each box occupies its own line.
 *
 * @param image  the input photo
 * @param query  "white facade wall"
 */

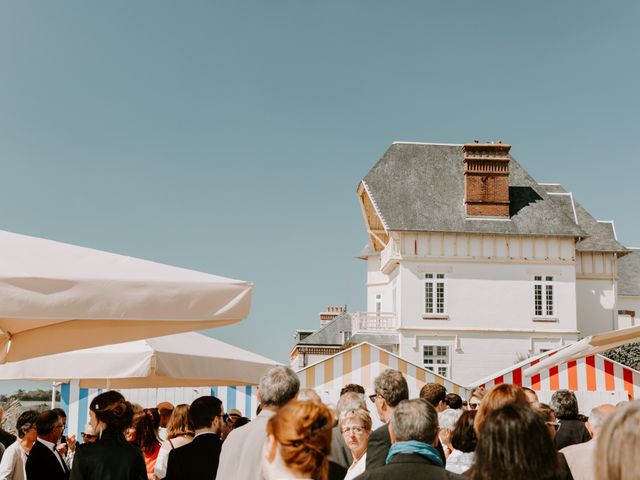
xmin=575 ymin=252 xmax=618 ymax=336
xmin=367 ymin=232 xmax=583 ymax=385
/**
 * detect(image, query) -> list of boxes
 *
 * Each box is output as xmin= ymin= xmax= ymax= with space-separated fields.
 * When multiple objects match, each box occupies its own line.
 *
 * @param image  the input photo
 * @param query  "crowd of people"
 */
xmin=0 ymin=365 xmax=638 ymax=479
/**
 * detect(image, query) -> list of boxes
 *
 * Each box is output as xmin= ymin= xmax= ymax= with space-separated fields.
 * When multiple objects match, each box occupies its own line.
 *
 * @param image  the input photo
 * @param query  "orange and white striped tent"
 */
xmin=297 ymin=342 xmax=469 ymax=404
xmin=469 ymin=347 xmax=639 ymax=412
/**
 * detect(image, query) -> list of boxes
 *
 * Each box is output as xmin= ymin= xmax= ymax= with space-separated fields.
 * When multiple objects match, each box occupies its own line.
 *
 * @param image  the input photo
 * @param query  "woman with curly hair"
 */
xmin=70 ymin=390 xmax=146 ymax=480
xmin=261 ymin=400 xmax=334 ymax=480
xmin=126 ymin=409 xmax=161 ymax=479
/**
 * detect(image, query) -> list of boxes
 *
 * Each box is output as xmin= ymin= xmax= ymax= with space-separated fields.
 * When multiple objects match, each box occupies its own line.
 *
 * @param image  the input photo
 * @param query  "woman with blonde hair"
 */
xmin=596 ymin=400 xmax=640 ymax=480
xmin=339 ymin=409 xmax=372 ymax=480
xmin=262 ymin=400 xmax=333 ymax=480
xmin=154 ymin=404 xmax=194 ymax=479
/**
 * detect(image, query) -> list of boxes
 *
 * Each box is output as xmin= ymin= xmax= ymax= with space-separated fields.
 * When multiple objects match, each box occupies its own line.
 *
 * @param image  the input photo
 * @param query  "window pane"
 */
xmin=546 ymin=285 xmax=553 ymax=316
xmin=436 ymin=282 xmax=445 ymax=314
xmin=425 ymin=273 xmax=433 ymax=279
xmin=436 ymin=273 xmax=444 ymax=279
xmin=534 ymin=275 xmax=542 ymax=281
xmin=546 ymin=276 xmax=553 ymax=282
xmin=534 ymin=284 xmax=542 ymax=316
xmin=438 ymin=367 xmax=447 ymax=376
xmin=425 ymin=283 xmax=433 ymax=313
xmin=424 ymin=346 xmax=433 ymax=356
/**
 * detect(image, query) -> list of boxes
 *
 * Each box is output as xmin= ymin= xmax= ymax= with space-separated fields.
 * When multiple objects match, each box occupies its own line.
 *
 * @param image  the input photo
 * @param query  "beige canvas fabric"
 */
xmin=0 ymin=332 xmax=277 ymax=388
xmin=0 ymin=230 xmax=252 ymax=362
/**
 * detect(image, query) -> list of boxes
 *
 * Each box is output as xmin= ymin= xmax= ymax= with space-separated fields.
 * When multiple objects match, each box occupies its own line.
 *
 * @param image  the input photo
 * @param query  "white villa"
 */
xmin=291 ymin=141 xmax=639 ymax=386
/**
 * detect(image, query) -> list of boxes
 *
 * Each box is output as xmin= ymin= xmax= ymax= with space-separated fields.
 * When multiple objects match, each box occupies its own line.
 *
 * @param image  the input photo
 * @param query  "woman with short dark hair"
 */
xmin=446 ymin=410 xmax=477 ymax=475
xmin=469 ymin=404 xmax=560 ymax=480
xmin=0 ymin=410 xmax=39 ymax=480
xmin=70 ymin=390 xmax=146 ymax=480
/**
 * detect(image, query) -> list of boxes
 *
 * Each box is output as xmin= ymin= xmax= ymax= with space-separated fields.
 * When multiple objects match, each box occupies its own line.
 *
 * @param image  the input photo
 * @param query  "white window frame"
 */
xmin=424 ymin=273 xmax=446 ymax=315
xmin=533 ymin=275 xmax=554 ymax=318
xmin=419 ymin=339 xmax=452 ymax=378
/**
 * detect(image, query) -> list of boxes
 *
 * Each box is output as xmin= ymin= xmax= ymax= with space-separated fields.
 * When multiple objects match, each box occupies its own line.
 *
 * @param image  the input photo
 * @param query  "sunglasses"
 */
xmin=546 ymin=421 xmax=560 ymax=431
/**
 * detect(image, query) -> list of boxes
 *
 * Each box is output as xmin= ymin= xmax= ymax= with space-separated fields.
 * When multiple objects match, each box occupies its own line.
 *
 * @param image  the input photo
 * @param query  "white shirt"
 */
xmin=154 ymin=434 xmax=193 ymax=479
xmin=0 ymin=441 xmax=27 ymax=480
xmin=344 ymin=452 xmax=366 ymax=480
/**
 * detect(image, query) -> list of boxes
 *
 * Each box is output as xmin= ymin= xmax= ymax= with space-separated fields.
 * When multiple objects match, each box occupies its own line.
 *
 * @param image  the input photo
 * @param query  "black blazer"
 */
xmin=165 ymin=433 xmax=223 ymax=480
xmin=356 ymin=453 xmax=464 ymax=480
xmin=25 ymin=439 xmax=70 ymax=480
xmin=69 ymin=430 xmax=146 ymax=480
xmin=365 ymin=424 xmax=392 ymax=470
xmin=0 ymin=429 xmax=16 ymax=449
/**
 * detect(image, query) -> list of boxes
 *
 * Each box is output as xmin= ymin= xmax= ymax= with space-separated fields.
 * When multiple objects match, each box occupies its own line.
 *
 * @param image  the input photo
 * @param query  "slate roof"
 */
xmin=540 ymin=185 xmax=628 ymax=253
xmin=362 ymin=143 xmax=585 ymax=238
xmin=619 ymin=248 xmax=640 ymax=296
xmin=298 ymin=312 xmax=352 ymax=346
xmin=361 ymin=142 xmax=627 ymax=254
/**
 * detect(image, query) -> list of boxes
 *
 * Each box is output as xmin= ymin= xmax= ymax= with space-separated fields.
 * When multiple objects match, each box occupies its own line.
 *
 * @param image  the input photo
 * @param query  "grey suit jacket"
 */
xmin=216 ymin=409 xmax=275 ymax=480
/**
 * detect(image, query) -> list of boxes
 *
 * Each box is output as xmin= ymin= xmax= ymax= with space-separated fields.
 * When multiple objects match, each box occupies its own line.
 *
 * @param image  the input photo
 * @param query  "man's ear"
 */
xmin=265 ymin=434 xmax=277 ymax=462
xmin=389 ymin=423 xmax=396 ymax=444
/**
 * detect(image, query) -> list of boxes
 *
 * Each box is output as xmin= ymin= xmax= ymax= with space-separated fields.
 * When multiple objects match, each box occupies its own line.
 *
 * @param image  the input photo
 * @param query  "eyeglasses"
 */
xmin=546 ymin=421 xmax=560 ymax=431
xmin=468 ymin=402 xmax=480 ymax=410
xmin=342 ymin=425 xmax=367 ymax=435
xmin=81 ymin=432 xmax=97 ymax=439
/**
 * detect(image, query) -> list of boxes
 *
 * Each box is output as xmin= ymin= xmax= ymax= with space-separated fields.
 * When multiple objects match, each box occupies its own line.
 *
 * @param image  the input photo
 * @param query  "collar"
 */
xmin=37 ymin=437 xmax=57 ymax=450
xmin=194 ymin=431 xmax=218 ymax=439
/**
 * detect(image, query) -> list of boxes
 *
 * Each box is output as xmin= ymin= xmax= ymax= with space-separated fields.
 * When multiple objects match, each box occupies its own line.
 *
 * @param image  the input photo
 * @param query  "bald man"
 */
xmin=560 ymin=403 xmax=616 ymax=480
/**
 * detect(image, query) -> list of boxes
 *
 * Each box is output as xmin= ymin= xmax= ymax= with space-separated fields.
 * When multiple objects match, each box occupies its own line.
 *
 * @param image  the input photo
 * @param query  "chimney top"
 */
xmin=463 ymin=142 xmax=511 ymax=218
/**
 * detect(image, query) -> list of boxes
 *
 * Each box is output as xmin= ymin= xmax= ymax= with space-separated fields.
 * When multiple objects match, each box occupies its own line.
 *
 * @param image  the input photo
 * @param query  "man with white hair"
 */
xmin=216 ymin=365 xmax=300 ymax=479
xmin=560 ymin=403 xmax=616 ymax=480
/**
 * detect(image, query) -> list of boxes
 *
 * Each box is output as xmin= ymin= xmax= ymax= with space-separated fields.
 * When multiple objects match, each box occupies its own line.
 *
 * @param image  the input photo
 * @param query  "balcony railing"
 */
xmin=352 ymin=312 xmax=399 ymax=333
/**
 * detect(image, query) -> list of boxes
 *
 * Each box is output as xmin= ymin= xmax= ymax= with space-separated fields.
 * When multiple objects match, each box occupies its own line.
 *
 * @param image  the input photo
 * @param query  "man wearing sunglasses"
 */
xmin=25 ymin=410 xmax=69 ymax=480
xmin=365 ymin=369 xmax=409 ymax=471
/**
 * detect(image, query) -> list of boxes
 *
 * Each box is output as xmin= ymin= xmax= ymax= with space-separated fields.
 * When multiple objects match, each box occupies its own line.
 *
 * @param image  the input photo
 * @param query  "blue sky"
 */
xmin=0 ymin=1 xmax=638 ymax=394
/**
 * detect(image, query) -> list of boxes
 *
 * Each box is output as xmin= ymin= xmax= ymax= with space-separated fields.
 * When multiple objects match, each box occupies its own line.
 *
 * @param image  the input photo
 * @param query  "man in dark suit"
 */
xmin=357 ymin=399 xmax=464 ymax=480
xmin=25 ymin=410 xmax=69 ymax=480
xmin=365 ymin=369 xmax=409 ymax=470
xmin=165 ymin=395 xmax=224 ymax=480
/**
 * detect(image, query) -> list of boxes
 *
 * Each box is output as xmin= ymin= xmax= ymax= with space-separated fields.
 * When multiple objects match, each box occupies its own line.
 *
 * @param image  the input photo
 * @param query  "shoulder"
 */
xmin=370 ymin=424 xmax=390 ymax=440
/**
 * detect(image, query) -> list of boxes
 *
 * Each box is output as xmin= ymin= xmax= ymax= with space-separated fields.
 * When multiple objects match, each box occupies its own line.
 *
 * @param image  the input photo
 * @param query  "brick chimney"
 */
xmin=463 ymin=141 xmax=511 ymax=217
xmin=319 ymin=305 xmax=345 ymax=327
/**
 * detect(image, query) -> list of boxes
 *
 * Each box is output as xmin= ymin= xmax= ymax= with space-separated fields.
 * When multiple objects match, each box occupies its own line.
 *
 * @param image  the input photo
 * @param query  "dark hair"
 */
xmin=550 ymin=390 xmax=580 ymax=419
xmin=90 ymin=390 xmax=135 ymax=432
xmin=340 ymin=384 xmax=365 ymax=397
xmin=36 ymin=410 xmax=60 ymax=435
xmin=189 ymin=396 xmax=222 ymax=430
xmin=445 ymin=393 xmax=463 ymax=410
xmin=451 ymin=410 xmax=477 ymax=453
xmin=233 ymin=417 xmax=250 ymax=429
xmin=131 ymin=409 xmax=161 ymax=454
xmin=16 ymin=410 xmax=39 ymax=439
xmin=52 ymin=408 xmax=67 ymax=420
xmin=470 ymin=405 xmax=559 ymax=480
xmin=419 ymin=383 xmax=447 ymax=407
xmin=145 ymin=408 xmax=160 ymax=430
xmin=374 ymin=369 xmax=409 ymax=408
